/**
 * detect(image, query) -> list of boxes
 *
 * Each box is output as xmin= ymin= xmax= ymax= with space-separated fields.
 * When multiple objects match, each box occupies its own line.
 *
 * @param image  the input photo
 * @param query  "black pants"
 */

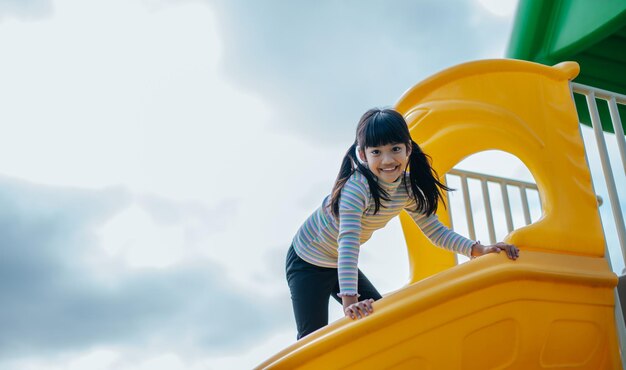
xmin=285 ymin=244 xmax=382 ymax=340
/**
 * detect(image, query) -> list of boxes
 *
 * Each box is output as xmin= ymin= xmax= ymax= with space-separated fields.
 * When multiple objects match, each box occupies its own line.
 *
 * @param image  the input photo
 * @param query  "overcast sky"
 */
xmin=1 ymin=0 xmax=624 ymax=369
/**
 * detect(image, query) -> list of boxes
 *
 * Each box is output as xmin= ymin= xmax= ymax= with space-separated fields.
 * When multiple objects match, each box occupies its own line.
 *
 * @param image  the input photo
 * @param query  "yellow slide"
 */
xmin=256 ymin=60 xmax=622 ymax=369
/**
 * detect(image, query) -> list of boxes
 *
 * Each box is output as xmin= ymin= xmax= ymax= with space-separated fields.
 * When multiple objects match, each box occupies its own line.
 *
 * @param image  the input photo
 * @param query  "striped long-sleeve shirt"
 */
xmin=292 ymin=170 xmax=475 ymax=297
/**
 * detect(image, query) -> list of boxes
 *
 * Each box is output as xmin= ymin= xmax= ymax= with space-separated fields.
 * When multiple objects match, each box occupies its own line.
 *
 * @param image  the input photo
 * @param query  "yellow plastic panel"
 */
xmin=399 ymin=203 xmax=457 ymax=283
xmin=256 ymin=251 xmax=620 ymax=369
xmin=394 ymin=59 xmax=605 ymax=282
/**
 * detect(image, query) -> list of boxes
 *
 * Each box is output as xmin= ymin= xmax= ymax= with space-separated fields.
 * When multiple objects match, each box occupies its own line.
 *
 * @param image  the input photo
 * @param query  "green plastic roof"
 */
xmin=507 ymin=0 xmax=626 ymax=133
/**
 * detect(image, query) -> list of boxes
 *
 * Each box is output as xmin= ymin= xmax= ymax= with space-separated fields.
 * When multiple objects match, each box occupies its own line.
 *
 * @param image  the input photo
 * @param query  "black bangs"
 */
xmin=359 ymin=109 xmax=411 ymax=148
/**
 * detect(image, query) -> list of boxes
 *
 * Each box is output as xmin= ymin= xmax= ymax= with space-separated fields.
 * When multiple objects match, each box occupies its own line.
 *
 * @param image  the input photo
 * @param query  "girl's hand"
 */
xmin=344 ymin=298 xmax=375 ymax=320
xmin=471 ymin=242 xmax=519 ymax=260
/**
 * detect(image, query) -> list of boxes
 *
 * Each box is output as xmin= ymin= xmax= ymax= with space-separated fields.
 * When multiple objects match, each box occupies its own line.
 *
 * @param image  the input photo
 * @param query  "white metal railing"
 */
xmin=446 ymin=168 xmax=604 ymax=246
xmin=571 ymin=82 xmax=626 ymax=269
xmin=445 ymin=168 xmax=542 ymax=245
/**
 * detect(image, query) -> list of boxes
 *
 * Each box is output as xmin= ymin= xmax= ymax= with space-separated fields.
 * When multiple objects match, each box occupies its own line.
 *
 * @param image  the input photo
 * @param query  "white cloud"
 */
xmin=66 ymin=349 xmax=121 ymax=370
xmin=2 ymin=332 xmax=297 ymax=370
xmin=475 ymin=0 xmax=518 ymax=17
xmin=208 ymin=0 xmax=520 ymax=143
xmin=0 ymin=0 xmax=269 ymax=201
xmin=455 ymin=150 xmax=534 ymax=183
xmin=0 ymin=176 xmax=293 ymax=365
xmin=0 ymin=0 xmax=52 ymax=21
xmin=97 ymin=203 xmax=186 ymax=268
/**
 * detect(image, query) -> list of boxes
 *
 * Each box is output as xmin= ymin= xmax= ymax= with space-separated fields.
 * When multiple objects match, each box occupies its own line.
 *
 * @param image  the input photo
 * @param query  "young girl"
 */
xmin=286 ymin=108 xmax=519 ymax=340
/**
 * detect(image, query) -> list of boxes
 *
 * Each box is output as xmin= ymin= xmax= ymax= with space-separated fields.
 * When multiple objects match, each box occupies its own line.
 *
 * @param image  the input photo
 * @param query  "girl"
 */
xmin=286 ymin=108 xmax=519 ymax=340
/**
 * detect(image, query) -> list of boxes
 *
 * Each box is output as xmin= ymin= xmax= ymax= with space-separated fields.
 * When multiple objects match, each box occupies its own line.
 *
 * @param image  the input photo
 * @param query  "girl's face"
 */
xmin=359 ymin=142 xmax=411 ymax=183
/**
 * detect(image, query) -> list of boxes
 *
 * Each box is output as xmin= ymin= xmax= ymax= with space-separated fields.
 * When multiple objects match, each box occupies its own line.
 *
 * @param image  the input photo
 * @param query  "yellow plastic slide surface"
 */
xmin=256 ymin=60 xmax=621 ymax=369
xmin=257 ymin=251 xmax=619 ymax=369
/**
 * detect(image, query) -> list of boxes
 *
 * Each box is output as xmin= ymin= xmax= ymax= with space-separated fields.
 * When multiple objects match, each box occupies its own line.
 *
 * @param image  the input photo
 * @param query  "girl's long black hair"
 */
xmin=329 ymin=108 xmax=451 ymax=218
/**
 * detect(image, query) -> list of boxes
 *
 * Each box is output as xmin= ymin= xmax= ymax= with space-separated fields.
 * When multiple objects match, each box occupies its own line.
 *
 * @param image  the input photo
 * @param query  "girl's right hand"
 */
xmin=344 ymin=298 xmax=375 ymax=320
xmin=472 ymin=242 xmax=519 ymax=260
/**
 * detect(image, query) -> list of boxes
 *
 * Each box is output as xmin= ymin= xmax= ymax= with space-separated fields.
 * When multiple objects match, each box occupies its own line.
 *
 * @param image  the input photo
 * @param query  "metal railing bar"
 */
xmin=607 ymin=96 xmax=626 ymax=175
xmin=460 ymin=174 xmax=476 ymax=241
xmin=481 ymin=180 xmax=497 ymax=244
xmin=445 ymin=186 xmax=455 ymax=231
xmin=519 ymin=186 xmax=532 ymax=225
xmin=500 ymin=182 xmax=514 ymax=233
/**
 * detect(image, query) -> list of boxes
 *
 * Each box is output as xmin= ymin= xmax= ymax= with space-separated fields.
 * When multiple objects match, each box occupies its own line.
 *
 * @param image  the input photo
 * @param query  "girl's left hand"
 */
xmin=344 ymin=299 xmax=375 ymax=320
xmin=471 ymin=242 xmax=519 ymax=260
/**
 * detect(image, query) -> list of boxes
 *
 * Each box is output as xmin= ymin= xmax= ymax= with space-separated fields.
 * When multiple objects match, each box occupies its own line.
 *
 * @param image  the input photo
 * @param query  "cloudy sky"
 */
xmin=1 ymin=0 xmax=624 ymax=369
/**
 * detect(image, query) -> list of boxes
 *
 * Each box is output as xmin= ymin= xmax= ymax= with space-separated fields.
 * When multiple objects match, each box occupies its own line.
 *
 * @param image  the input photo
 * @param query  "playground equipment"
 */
xmin=507 ymin=0 xmax=626 ymax=134
xmin=255 ymin=59 xmax=622 ymax=369
xmin=509 ymin=1 xmax=626 ymax=363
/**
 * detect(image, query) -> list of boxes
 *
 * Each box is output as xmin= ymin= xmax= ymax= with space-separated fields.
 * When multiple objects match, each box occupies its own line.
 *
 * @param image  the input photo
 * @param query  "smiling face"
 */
xmin=359 ymin=142 xmax=411 ymax=183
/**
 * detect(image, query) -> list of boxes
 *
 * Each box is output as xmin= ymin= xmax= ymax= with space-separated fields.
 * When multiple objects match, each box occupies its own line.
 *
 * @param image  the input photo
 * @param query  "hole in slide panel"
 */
xmin=446 ymin=150 xmax=539 ymax=264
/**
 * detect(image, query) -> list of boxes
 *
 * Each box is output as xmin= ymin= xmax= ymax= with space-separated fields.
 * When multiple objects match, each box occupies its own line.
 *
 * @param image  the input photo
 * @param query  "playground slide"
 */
xmin=255 ymin=251 xmax=620 ymax=369
xmin=256 ymin=60 xmax=622 ymax=369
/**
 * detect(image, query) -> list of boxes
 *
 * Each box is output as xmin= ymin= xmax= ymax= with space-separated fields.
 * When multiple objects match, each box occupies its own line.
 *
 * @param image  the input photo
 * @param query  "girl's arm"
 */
xmin=336 ymin=176 xmax=369 ymax=298
xmin=406 ymin=207 xmax=519 ymax=260
xmin=337 ymin=177 xmax=381 ymax=319
xmin=406 ymin=210 xmax=475 ymax=256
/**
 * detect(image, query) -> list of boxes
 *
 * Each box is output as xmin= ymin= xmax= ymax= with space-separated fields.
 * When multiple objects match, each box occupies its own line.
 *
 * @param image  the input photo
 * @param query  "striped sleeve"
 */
xmin=404 ymin=203 xmax=475 ymax=257
xmin=336 ymin=174 xmax=369 ymax=297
